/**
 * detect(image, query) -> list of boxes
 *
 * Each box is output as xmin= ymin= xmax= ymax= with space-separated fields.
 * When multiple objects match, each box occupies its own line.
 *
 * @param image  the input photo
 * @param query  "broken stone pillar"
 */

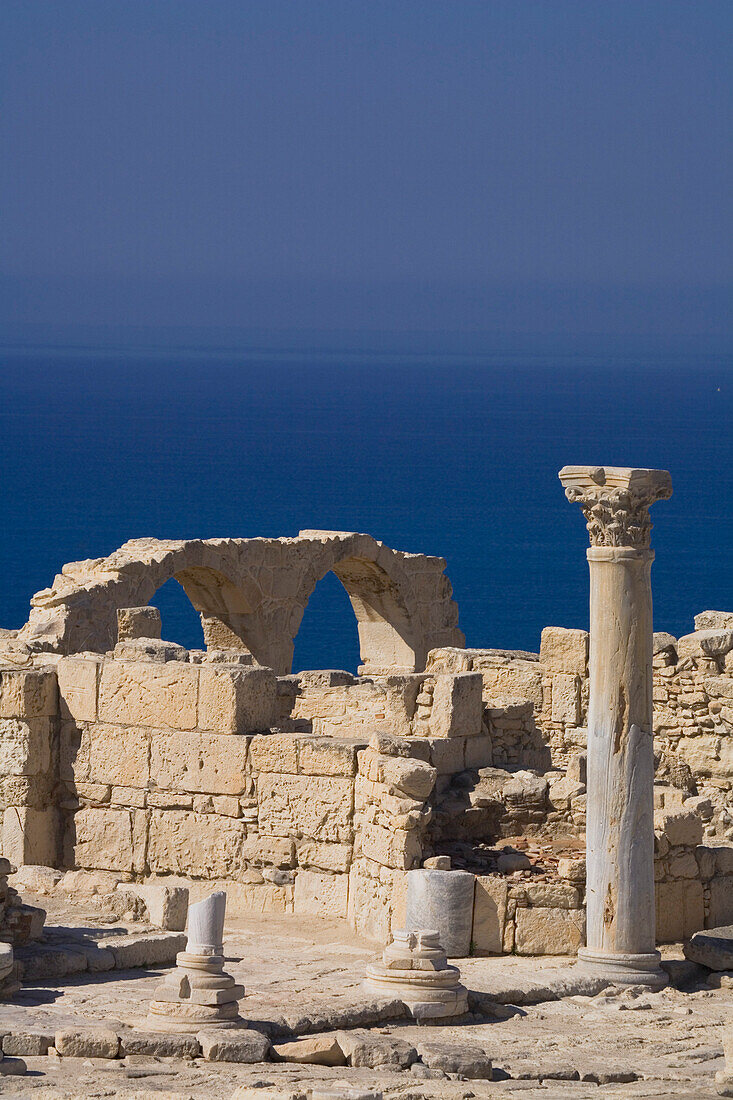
xmin=364 ymin=928 xmax=467 ymax=1019
xmin=147 ymin=891 xmax=244 ymax=1032
xmin=559 ymin=465 xmax=672 ymax=990
xmin=405 ymin=869 xmax=475 ymax=957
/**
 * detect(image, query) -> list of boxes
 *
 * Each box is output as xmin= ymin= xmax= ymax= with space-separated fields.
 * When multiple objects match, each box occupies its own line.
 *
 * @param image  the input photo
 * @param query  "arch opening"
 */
xmin=288 ymin=553 xmax=420 ymax=676
xmin=333 ymin=556 xmax=419 ymax=674
xmin=149 ymin=577 xmax=205 ymax=650
xmin=291 ymin=571 xmax=361 ymax=674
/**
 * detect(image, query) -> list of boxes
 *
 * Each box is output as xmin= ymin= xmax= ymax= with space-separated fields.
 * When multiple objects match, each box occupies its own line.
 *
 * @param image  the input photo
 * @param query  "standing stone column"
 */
xmin=559 ymin=465 xmax=672 ymax=989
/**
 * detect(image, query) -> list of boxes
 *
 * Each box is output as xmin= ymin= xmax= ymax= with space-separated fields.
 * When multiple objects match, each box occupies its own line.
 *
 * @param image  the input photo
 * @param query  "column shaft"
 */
xmin=558 ymin=464 xmax=672 ymax=990
xmin=585 ymin=547 xmax=656 ymax=956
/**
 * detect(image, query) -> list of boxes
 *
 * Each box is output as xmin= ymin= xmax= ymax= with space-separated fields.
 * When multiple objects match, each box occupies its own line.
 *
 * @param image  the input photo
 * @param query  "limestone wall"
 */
xmin=429 ymin=615 xmax=733 ymax=819
xmin=53 ymin=652 xmax=357 ymax=918
xmin=0 ymin=667 xmax=58 ymax=866
xmin=0 ymin=649 xmax=492 ymax=941
xmin=467 ymin=806 xmax=733 ymax=956
xmin=537 ymin=618 xmax=733 ymax=837
xmin=2 ymin=597 xmax=733 ymax=952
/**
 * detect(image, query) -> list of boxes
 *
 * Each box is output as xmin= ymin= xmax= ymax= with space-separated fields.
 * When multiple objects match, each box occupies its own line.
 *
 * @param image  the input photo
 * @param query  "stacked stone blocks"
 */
xmin=0 ymin=667 xmax=58 ymax=867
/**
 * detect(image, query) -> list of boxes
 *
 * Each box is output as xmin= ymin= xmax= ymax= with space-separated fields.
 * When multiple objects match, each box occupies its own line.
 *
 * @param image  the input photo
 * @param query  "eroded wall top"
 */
xmin=13 ymin=531 xmax=463 ymax=674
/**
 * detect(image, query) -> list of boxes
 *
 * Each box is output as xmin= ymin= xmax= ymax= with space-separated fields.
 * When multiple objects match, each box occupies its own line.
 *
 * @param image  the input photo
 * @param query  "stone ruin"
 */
xmin=1 ymin=487 xmax=733 ymax=1090
xmin=1 ymin=519 xmax=731 ymax=961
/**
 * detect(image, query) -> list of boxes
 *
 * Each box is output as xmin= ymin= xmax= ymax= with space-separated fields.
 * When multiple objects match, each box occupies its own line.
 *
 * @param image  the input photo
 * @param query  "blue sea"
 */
xmin=1 ymin=340 xmax=731 ymax=672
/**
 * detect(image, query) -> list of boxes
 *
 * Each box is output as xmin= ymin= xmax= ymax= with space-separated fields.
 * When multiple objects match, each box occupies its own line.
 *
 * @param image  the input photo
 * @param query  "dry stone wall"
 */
xmin=0 ymin=646 xmax=493 ymax=942
xmin=0 ymin=667 xmax=58 ymax=867
xmin=538 ymin=619 xmax=733 ymax=838
xmin=429 ymin=615 xmax=733 ymax=826
xmin=464 ymin=806 xmax=733 ymax=956
xmin=2 ymin=628 xmax=731 ymax=951
xmin=2 ymin=538 xmax=733 ymax=959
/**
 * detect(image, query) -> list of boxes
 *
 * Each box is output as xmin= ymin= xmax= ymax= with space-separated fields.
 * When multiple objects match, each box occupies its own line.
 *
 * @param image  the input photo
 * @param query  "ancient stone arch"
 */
xmin=17 ymin=531 xmax=463 ymax=674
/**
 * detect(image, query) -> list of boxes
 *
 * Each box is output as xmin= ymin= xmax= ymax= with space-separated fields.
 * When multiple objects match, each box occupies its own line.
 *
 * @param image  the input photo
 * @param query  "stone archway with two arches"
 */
xmin=18 ymin=531 xmax=463 ymax=674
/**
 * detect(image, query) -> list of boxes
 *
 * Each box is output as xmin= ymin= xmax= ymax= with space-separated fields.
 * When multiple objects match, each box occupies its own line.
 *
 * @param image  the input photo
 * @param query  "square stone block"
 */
xmin=150 ymin=730 xmax=249 ymax=795
xmin=704 ymin=676 xmax=733 ymax=703
xmin=0 ymin=773 xmax=52 ymax=811
xmin=472 ymin=875 xmax=507 ymax=955
xmin=656 ymin=879 xmax=704 ymax=942
xmin=2 ymin=806 xmax=58 ymax=866
xmin=57 ymin=657 xmax=99 ymax=722
xmin=297 ymin=737 xmax=360 ymax=777
xmin=359 ymin=822 xmax=422 ymax=870
xmin=540 ymin=627 xmax=589 ymax=675
xmin=89 ymin=725 xmax=150 ymax=788
xmin=347 ymin=857 xmax=401 ymax=944
xmin=296 ymin=840 xmax=351 ymax=873
xmin=123 ymin=883 xmax=188 ymax=930
xmin=521 ymin=882 xmax=582 ymax=909
xmin=249 ymin=732 xmax=298 ymax=774
xmin=0 ymin=718 xmax=52 ymax=776
xmin=257 ymin=773 xmax=354 ymax=843
xmin=708 ymin=876 xmax=733 ymax=928
xmin=377 ymin=755 xmax=436 ymax=800
xmin=0 ymin=667 xmax=58 ymax=719
xmin=66 ymin=807 xmax=139 ymax=872
xmin=147 ymin=810 xmax=246 ymax=877
xmin=655 ymin=809 xmax=703 ymax=848
xmin=428 ymin=739 xmax=466 ymax=775
xmin=294 ymin=869 xmax=349 ymax=918
xmin=472 ymin=659 xmax=543 ymax=707
xmin=429 ymin=673 xmax=483 ymax=738
xmin=98 ymin=660 xmax=198 ymax=730
xmin=198 ymin=666 xmax=276 ymax=734
xmin=243 ymin=834 xmax=295 ymax=868
xmin=465 ymin=735 xmax=493 ymax=770
xmin=514 ymin=906 xmax=585 ymax=955
xmin=551 ymin=674 xmax=581 ymax=725
xmin=674 ymin=733 xmax=724 ymax=778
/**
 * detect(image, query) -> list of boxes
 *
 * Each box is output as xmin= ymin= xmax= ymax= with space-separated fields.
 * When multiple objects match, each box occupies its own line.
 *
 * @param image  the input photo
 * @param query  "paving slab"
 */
xmin=0 ymin=897 xmax=727 ymax=1098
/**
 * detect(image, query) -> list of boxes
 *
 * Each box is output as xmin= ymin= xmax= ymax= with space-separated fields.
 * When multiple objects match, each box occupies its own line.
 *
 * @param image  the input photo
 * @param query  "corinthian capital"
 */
xmin=559 ymin=466 xmax=672 ymax=548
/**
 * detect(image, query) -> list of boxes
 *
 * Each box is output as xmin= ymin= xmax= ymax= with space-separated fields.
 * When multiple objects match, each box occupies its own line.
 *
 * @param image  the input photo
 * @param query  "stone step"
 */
xmin=14 ymin=931 xmax=186 ymax=983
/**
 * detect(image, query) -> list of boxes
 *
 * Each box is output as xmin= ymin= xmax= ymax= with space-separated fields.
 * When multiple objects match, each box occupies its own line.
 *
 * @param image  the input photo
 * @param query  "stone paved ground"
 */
xmin=0 ymin=903 xmax=729 ymax=1099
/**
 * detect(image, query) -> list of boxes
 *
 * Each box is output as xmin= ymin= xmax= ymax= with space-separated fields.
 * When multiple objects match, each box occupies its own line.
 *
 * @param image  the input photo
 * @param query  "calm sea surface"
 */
xmin=1 ymin=345 xmax=731 ymax=672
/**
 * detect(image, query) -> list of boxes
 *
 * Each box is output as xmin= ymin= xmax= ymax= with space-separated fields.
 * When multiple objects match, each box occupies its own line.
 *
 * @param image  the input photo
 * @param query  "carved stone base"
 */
xmin=364 ymin=963 xmax=468 ymax=1019
xmin=364 ymin=929 xmax=468 ymax=1020
xmin=146 ymin=950 xmax=245 ymax=1033
xmin=576 ymin=948 xmax=668 ymax=991
xmin=146 ymin=998 xmax=243 ymax=1033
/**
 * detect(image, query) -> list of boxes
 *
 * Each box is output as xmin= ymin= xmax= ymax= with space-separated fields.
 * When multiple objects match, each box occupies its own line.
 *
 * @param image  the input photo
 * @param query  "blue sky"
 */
xmin=1 ymin=1 xmax=731 ymax=340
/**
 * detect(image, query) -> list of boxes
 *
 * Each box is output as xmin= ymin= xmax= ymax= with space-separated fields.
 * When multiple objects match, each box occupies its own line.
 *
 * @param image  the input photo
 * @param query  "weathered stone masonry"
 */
xmin=0 ymin=651 xmax=490 ymax=944
xmin=1 ymin=529 xmax=733 ymax=957
xmin=14 ymin=531 xmax=463 ymax=674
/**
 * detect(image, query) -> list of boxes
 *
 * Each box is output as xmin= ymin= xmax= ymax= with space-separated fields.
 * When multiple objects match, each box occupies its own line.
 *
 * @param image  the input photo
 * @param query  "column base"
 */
xmin=576 ymin=948 xmax=668 ymax=991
